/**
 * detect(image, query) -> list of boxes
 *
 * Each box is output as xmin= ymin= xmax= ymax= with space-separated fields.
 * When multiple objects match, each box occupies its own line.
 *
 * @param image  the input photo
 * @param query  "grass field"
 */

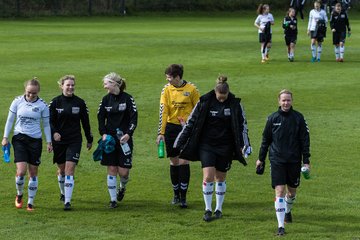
xmin=0 ymin=13 xmax=359 ymax=239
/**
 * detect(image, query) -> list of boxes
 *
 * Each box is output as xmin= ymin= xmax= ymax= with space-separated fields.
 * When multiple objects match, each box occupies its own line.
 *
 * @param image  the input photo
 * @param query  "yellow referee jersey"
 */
xmin=158 ymin=81 xmax=200 ymax=135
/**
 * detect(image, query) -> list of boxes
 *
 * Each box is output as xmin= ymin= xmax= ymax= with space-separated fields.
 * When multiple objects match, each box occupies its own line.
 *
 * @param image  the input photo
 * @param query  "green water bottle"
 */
xmin=158 ymin=140 xmax=165 ymax=158
xmin=301 ymin=166 xmax=310 ymax=179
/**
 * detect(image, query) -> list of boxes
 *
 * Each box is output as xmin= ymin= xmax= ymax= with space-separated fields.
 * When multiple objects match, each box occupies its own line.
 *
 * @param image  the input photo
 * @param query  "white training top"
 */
xmin=254 ymin=13 xmax=275 ymax=33
xmin=3 ymin=95 xmax=51 ymax=142
xmin=308 ymin=9 xmax=328 ymax=31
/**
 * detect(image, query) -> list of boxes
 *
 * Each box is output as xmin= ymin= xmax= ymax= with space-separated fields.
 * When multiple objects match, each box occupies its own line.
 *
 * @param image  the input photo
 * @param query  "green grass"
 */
xmin=0 ymin=14 xmax=359 ymax=239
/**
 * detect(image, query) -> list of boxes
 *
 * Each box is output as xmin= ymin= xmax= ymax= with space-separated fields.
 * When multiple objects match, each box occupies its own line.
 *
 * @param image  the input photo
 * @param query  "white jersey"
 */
xmin=308 ymin=9 xmax=328 ymax=31
xmin=255 ymin=13 xmax=274 ymax=33
xmin=3 ymin=95 xmax=51 ymax=141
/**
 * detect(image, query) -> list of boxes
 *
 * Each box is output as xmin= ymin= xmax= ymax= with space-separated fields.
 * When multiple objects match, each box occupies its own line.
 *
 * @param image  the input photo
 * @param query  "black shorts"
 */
xmin=285 ymin=35 xmax=297 ymax=45
xmin=199 ymin=144 xmax=232 ymax=173
xmin=332 ymin=31 xmax=346 ymax=45
xmin=12 ymin=133 xmax=42 ymax=166
xmin=259 ymin=33 xmax=272 ymax=43
xmin=101 ymin=137 xmax=133 ymax=169
xmin=53 ymin=142 xmax=82 ymax=164
xmin=164 ymin=123 xmax=182 ymax=158
xmin=310 ymin=31 xmax=324 ymax=42
xmin=270 ymin=161 xmax=301 ymax=189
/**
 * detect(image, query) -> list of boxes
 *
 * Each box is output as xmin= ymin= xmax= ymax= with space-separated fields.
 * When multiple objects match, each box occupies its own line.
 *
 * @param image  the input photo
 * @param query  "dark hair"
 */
xmin=164 ymin=64 xmax=184 ymax=79
xmin=24 ymin=77 xmax=40 ymax=92
xmin=257 ymin=4 xmax=269 ymax=15
xmin=215 ymin=75 xmax=229 ymax=94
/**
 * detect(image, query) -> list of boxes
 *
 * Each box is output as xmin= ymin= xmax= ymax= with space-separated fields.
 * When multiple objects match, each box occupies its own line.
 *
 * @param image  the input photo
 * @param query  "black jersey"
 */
xmin=97 ymin=92 xmax=137 ymax=137
xmin=283 ymin=16 xmax=298 ymax=36
xmin=330 ymin=10 xmax=350 ymax=33
xmin=49 ymin=94 xmax=93 ymax=144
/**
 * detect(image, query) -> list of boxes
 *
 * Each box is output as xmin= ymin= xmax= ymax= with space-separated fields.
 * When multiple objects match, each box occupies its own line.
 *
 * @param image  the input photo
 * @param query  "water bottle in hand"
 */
xmin=301 ymin=166 xmax=310 ymax=179
xmin=158 ymin=140 xmax=165 ymax=158
xmin=116 ymin=128 xmax=131 ymax=156
xmin=2 ymin=143 xmax=11 ymax=163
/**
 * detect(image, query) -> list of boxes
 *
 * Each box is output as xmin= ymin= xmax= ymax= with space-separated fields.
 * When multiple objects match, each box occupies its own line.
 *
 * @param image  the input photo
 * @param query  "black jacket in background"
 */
xmin=49 ymin=94 xmax=93 ymax=144
xmin=174 ymin=90 xmax=250 ymax=166
xmin=258 ymin=107 xmax=310 ymax=164
xmin=97 ymin=92 xmax=137 ymax=138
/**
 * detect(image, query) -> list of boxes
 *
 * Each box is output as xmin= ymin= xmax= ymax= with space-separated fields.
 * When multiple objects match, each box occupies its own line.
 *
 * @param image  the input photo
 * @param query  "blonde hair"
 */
xmin=215 ymin=75 xmax=229 ymax=94
xmin=103 ymin=72 xmax=126 ymax=92
xmin=278 ymin=89 xmax=293 ymax=100
xmin=24 ymin=77 xmax=40 ymax=91
xmin=58 ymin=75 xmax=75 ymax=87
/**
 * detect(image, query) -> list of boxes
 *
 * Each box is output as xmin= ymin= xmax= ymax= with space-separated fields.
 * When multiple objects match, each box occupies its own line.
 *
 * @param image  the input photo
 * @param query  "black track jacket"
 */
xmin=97 ymin=92 xmax=137 ymax=137
xmin=49 ymin=94 xmax=93 ymax=144
xmin=174 ymin=90 xmax=250 ymax=166
xmin=258 ymin=107 xmax=310 ymax=164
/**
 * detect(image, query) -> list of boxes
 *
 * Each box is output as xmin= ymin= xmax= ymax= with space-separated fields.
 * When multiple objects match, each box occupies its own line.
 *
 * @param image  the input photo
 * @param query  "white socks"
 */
xmin=120 ymin=176 xmax=129 ymax=190
xmin=202 ymin=182 xmax=214 ymax=211
xmin=285 ymin=195 xmax=296 ymax=214
xmin=64 ymin=175 xmax=74 ymax=204
xmin=335 ymin=46 xmax=340 ymax=59
xmin=58 ymin=175 xmax=65 ymax=195
xmin=27 ymin=177 xmax=38 ymax=205
xmin=15 ymin=176 xmax=25 ymax=196
xmin=317 ymin=45 xmax=322 ymax=59
xmin=340 ymin=46 xmax=345 ymax=59
xmin=107 ymin=175 xmax=117 ymax=202
xmin=215 ymin=181 xmax=226 ymax=212
xmin=275 ymin=197 xmax=286 ymax=228
xmin=311 ymin=44 xmax=316 ymax=58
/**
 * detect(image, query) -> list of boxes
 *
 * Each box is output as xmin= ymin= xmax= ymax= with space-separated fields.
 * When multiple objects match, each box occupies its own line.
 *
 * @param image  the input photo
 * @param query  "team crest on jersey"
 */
xmin=72 ymin=107 xmax=80 ymax=114
xmin=210 ymin=111 xmax=218 ymax=116
xmin=56 ymin=108 xmax=64 ymax=113
xmin=118 ymin=103 xmax=126 ymax=111
xmin=224 ymin=108 xmax=231 ymax=116
xmin=32 ymin=107 xmax=40 ymax=112
xmin=105 ymin=106 xmax=112 ymax=112
xmin=183 ymin=92 xmax=190 ymax=96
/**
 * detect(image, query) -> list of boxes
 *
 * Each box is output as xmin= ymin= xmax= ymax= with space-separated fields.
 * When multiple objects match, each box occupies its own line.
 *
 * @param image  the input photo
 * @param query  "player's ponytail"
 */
xmin=103 ymin=72 xmax=126 ymax=92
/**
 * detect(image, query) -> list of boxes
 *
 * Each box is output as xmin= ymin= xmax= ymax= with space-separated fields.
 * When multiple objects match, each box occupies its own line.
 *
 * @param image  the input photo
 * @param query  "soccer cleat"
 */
xmin=285 ymin=212 xmax=292 ymax=223
xmin=15 ymin=195 xmax=23 ymax=209
xmin=171 ymin=195 xmax=180 ymax=205
xmin=265 ymin=54 xmax=269 ymax=60
xmin=311 ymin=57 xmax=316 ymax=63
xmin=64 ymin=202 xmax=71 ymax=211
xmin=317 ymin=58 xmax=321 ymax=62
xmin=289 ymin=57 xmax=294 ymax=62
xmin=339 ymin=58 xmax=344 ymax=62
xmin=203 ymin=210 xmax=212 ymax=222
xmin=26 ymin=204 xmax=34 ymax=212
xmin=261 ymin=59 xmax=266 ymax=63
xmin=109 ymin=201 xmax=118 ymax=209
xmin=180 ymin=199 xmax=188 ymax=209
xmin=277 ymin=227 xmax=285 ymax=236
xmin=214 ymin=210 xmax=223 ymax=219
xmin=117 ymin=188 xmax=126 ymax=202
xmin=336 ymin=58 xmax=340 ymax=62
xmin=60 ymin=194 xmax=65 ymax=202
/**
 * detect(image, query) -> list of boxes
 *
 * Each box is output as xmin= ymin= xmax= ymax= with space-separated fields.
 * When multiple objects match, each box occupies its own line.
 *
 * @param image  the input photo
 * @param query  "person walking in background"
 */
xmin=156 ymin=64 xmax=200 ymax=208
xmin=2 ymin=78 xmax=52 ymax=211
xmin=97 ymin=72 xmax=138 ymax=208
xmin=341 ymin=0 xmax=351 ymax=13
xmin=255 ymin=89 xmax=310 ymax=236
xmin=49 ymin=75 xmax=93 ymax=210
xmin=254 ymin=4 xmax=275 ymax=63
xmin=174 ymin=75 xmax=251 ymax=222
xmin=307 ymin=0 xmax=328 ymax=62
xmin=290 ymin=0 xmax=306 ymax=20
xmin=330 ymin=3 xmax=351 ymax=62
xmin=283 ymin=8 xmax=298 ymax=62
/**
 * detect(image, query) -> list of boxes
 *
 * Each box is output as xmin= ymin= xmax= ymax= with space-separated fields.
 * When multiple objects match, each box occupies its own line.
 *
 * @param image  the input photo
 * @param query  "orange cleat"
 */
xmin=15 ymin=195 xmax=23 ymax=209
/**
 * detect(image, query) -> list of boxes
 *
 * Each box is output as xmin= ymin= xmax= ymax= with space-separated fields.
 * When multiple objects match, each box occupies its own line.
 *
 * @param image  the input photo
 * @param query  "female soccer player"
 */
xmin=49 ymin=75 xmax=93 ymax=210
xmin=283 ymin=8 xmax=298 ymax=62
xmin=156 ymin=64 xmax=200 ymax=208
xmin=330 ymin=3 xmax=351 ymax=62
xmin=256 ymin=90 xmax=310 ymax=236
xmin=2 ymin=78 xmax=52 ymax=211
xmin=254 ymin=4 xmax=275 ymax=63
xmin=97 ymin=72 xmax=138 ymax=208
xmin=174 ymin=75 xmax=251 ymax=222
xmin=307 ymin=0 xmax=328 ymax=62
